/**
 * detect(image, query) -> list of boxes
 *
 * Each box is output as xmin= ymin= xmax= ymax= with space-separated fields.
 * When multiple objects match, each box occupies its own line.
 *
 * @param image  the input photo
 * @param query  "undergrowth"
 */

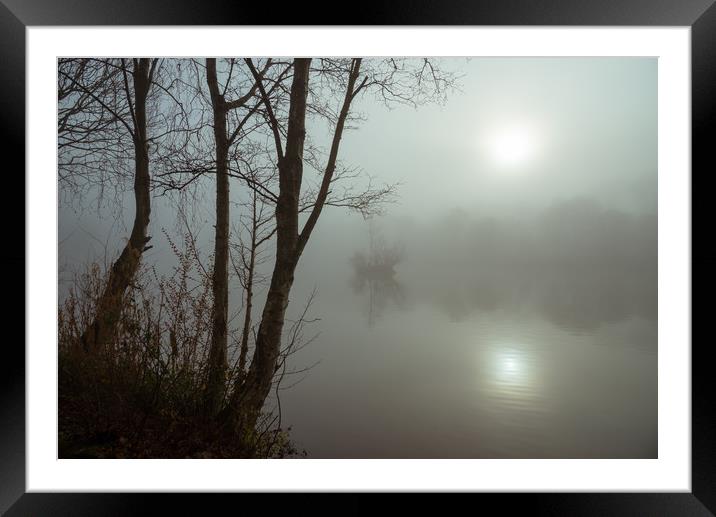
xmin=58 ymin=234 xmax=305 ymax=459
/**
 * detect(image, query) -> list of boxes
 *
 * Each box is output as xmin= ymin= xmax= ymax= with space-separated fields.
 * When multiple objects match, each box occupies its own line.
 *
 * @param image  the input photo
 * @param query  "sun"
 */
xmin=485 ymin=124 xmax=537 ymax=169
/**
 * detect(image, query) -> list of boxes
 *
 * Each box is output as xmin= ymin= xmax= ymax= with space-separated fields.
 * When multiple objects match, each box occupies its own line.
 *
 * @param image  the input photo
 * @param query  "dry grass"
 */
xmin=58 ymin=237 xmax=304 ymax=459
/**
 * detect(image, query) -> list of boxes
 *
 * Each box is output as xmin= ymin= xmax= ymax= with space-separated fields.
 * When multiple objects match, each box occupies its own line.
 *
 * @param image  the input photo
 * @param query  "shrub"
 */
xmin=58 ymin=233 xmax=304 ymax=458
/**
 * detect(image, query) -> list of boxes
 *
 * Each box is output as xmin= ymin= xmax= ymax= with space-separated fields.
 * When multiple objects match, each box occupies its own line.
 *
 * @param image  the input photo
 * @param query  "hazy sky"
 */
xmin=59 ymin=56 xmax=657 ymax=289
xmin=333 ymin=57 xmax=657 ymax=221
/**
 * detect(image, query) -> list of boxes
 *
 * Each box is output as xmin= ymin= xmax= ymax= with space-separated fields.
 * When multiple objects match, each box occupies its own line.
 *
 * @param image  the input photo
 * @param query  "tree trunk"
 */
xmin=229 ymin=58 xmax=312 ymax=437
xmin=205 ymin=58 xmax=230 ymax=415
xmin=237 ymin=189 xmax=258 ymax=378
xmin=81 ymin=59 xmax=152 ymax=352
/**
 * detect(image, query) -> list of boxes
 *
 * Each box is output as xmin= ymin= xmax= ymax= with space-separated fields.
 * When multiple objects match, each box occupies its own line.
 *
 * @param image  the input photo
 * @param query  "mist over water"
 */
xmin=277 ymin=203 xmax=656 ymax=458
xmin=59 ymin=57 xmax=657 ymax=458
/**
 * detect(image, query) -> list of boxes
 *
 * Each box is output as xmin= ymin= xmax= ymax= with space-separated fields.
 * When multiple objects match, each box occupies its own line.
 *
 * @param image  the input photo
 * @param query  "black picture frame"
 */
xmin=3 ymin=0 xmax=714 ymax=514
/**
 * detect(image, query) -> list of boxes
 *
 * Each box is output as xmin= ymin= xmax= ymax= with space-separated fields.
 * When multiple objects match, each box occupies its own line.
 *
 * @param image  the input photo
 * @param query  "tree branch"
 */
xmin=296 ymin=58 xmax=362 ymax=258
xmin=244 ymin=58 xmax=285 ymax=162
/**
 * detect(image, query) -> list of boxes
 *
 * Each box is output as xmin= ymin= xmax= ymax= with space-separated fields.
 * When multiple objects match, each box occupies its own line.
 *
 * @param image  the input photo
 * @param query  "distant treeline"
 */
xmin=407 ymin=197 xmax=656 ymax=269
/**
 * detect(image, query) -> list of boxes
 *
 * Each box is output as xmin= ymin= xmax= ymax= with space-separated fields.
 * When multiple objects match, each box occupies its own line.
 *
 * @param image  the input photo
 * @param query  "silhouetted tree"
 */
xmin=59 ymin=58 xmax=161 ymax=351
xmin=58 ymin=57 xmax=458 ymax=452
xmin=203 ymin=58 xmax=269 ymax=414
xmin=227 ymin=57 xmax=456 ymax=435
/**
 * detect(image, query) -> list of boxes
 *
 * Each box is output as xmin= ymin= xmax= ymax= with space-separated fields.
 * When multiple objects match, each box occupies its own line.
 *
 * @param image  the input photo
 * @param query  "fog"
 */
xmin=59 ymin=57 xmax=657 ymax=458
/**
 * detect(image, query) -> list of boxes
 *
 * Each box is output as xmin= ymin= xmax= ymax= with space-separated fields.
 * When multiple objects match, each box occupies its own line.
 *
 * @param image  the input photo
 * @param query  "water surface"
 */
xmin=277 ymin=219 xmax=657 ymax=458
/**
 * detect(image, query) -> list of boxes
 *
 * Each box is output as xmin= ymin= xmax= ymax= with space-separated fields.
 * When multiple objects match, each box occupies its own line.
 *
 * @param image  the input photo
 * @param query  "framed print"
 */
xmin=4 ymin=0 xmax=715 ymax=514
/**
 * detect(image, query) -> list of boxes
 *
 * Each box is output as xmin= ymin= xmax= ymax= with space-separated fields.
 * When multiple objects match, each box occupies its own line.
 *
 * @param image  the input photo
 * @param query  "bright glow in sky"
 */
xmin=486 ymin=124 xmax=538 ymax=169
xmin=337 ymin=57 xmax=656 ymax=218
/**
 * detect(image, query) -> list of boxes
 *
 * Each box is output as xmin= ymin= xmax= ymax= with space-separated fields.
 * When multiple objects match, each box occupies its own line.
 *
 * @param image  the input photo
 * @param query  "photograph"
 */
xmin=57 ymin=56 xmax=658 ymax=460
xmin=0 ymin=0 xmax=708 ymax=509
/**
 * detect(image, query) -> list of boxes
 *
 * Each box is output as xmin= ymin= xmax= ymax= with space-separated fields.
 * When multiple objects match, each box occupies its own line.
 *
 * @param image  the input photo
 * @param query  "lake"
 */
xmin=277 ymin=219 xmax=657 ymax=458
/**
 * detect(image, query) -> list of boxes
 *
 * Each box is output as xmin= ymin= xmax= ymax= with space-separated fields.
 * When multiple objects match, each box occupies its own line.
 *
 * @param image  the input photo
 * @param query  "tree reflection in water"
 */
xmin=350 ymin=220 xmax=405 ymax=326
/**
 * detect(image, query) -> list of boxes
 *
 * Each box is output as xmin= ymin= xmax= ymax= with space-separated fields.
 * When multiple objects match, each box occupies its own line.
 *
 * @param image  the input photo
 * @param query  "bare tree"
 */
xmin=204 ymin=58 xmax=276 ymax=414
xmin=58 ymin=56 xmax=458 ymax=454
xmin=229 ymin=154 xmax=277 ymax=387
xmin=59 ymin=58 xmax=162 ymax=351
xmin=226 ymin=57 xmax=456 ymax=436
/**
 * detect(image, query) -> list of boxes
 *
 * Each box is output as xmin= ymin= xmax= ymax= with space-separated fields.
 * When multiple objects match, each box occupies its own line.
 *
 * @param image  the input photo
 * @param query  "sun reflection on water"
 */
xmin=492 ymin=347 xmax=531 ymax=388
xmin=476 ymin=343 xmax=550 ymax=455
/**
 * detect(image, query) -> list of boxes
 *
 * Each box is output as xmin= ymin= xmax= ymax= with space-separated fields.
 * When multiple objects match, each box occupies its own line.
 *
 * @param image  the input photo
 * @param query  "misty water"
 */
xmin=61 ymin=205 xmax=657 ymax=458
xmin=272 ymin=210 xmax=657 ymax=459
xmin=60 ymin=201 xmax=657 ymax=458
